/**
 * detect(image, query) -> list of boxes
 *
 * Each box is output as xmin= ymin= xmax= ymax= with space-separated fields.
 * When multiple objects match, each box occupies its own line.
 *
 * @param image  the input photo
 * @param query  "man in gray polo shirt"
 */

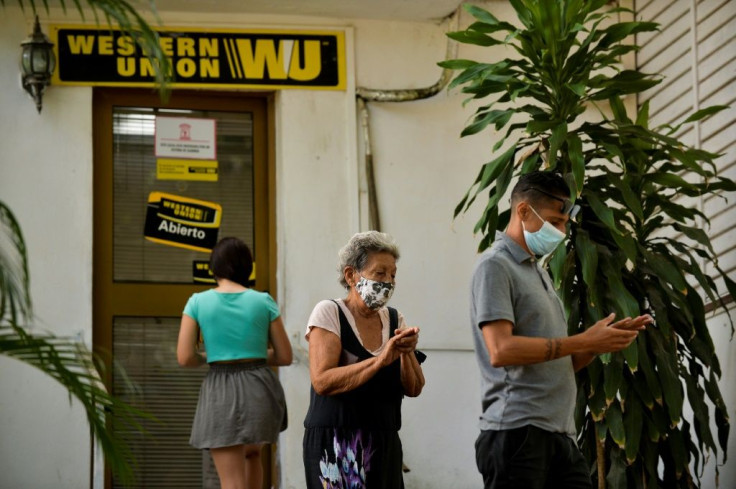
xmin=470 ymin=171 xmax=652 ymax=489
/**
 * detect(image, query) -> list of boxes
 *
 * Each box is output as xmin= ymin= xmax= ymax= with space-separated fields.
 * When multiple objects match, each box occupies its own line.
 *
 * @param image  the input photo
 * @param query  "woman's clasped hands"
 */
xmin=379 ymin=327 xmax=420 ymax=365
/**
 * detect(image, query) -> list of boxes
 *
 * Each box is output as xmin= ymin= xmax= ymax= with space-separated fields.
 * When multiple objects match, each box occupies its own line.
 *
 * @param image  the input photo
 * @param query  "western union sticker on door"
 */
xmin=193 ymin=261 xmax=255 ymax=285
xmin=144 ymin=192 xmax=222 ymax=252
xmin=50 ymin=26 xmax=346 ymax=90
xmin=157 ymin=159 xmax=219 ymax=182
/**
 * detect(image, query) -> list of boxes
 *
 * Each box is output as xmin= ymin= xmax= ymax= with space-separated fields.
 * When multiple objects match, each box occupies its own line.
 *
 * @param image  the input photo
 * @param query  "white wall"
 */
xmin=1 ymin=2 xmax=734 ymax=488
xmin=273 ymin=11 xmax=495 ymax=489
xmin=0 ymin=8 xmax=94 ymax=489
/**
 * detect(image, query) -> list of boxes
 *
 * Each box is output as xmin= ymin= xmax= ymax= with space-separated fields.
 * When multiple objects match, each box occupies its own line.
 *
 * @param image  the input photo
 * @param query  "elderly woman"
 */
xmin=302 ymin=231 xmax=425 ymax=489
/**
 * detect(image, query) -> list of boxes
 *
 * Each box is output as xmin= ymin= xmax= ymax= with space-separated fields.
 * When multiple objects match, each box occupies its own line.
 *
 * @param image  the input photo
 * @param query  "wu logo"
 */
xmin=223 ymin=39 xmax=322 ymax=81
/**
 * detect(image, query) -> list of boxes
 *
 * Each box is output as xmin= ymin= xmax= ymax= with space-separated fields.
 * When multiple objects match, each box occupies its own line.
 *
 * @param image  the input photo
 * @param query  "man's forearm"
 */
xmin=571 ymin=352 xmax=596 ymax=372
xmin=487 ymin=333 xmax=591 ymax=367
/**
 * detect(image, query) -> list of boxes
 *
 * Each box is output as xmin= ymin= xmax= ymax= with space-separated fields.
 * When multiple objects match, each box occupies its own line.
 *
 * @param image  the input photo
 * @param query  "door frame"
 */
xmin=92 ymin=88 xmax=277 ymax=488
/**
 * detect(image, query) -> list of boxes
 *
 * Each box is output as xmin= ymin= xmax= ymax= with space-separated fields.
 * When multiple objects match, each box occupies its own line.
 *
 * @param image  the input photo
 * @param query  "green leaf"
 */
xmin=635 ymin=100 xmax=650 ymax=128
xmin=645 ymin=171 xmax=697 ymax=191
xmin=641 ymin=249 xmax=688 ymax=294
xmin=461 ymin=109 xmax=514 ymax=137
xmin=682 ymin=364 xmax=716 ymax=453
xmin=606 ymin=400 xmax=626 ymax=448
xmin=567 ymin=133 xmax=585 ymax=195
xmin=610 ymin=176 xmax=645 ymax=221
xmin=681 ymin=105 xmax=729 ymax=124
xmin=0 ymin=202 xmax=31 ymax=322
xmin=624 ymin=396 xmax=643 ymax=463
xmin=463 ymin=3 xmax=516 ymax=32
xmin=547 ymin=122 xmax=568 ymax=169
xmin=672 ymin=223 xmax=716 ymax=256
xmin=590 ymin=376 xmax=608 ymax=420
xmin=600 ymin=255 xmax=639 ymax=318
xmin=455 ymin=145 xmax=516 ymax=218
xmin=547 ymin=245 xmax=567 ymax=290
xmin=644 ymin=415 xmax=660 ymax=443
xmin=585 ymin=192 xmax=621 ymax=234
xmin=604 ymin=353 xmax=624 ymax=404
xmin=704 ymin=371 xmax=730 ymax=457
xmin=610 ymin=231 xmax=637 ymax=263
xmin=649 ymin=332 xmax=683 ymax=425
xmin=437 ymin=59 xmax=478 ymax=70
xmin=596 ymin=21 xmax=659 ymax=48
xmin=569 ymin=82 xmax=586 ymax=96
xmin=631 ymin=370 xmax=654 ymax=410
xmin=637 ymin=334 xmax=663 ymax=405
xmin=595 ymin=419 xmax=608 ymax=441
xmin=447 ymin=30 xmax=502 ymax=47
xmin=448 ymin=62 xmax=494 ymax=90
xmin=477 ymin=145 xmax=517 ymax=195
xmin=520 ymin=153 xmax=541 ymax=174
xmin=609 ymin=96 xmax=631 ymax=124
xmin=668 ymin=429 xmax=688 ymax=477
xmin=526 ymin=120 xmax=559 ymax=134
xmin=574 ymin=231 xmax=598 ymax=292
xmin=622 ymin=340 xmax=638 ymax=373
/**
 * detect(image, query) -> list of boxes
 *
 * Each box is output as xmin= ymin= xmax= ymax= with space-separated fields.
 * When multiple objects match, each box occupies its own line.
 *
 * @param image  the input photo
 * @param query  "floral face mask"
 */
xmin=355 ymin=275 xmax=395 ymax=310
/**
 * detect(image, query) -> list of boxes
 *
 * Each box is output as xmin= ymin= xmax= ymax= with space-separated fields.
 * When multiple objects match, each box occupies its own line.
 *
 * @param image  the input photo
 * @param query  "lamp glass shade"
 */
xmin=32 ymin=47 xmax=51 ymax=74
xmin=21 ymin=46 xmax=34 ymax=75
xmin=20 ymin=17 xmax=56 ymax=77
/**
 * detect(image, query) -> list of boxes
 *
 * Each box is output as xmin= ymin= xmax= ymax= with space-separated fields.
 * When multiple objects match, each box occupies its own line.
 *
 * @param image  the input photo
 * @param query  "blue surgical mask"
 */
xmin=522 ymin=205 xmax=566 ymax=256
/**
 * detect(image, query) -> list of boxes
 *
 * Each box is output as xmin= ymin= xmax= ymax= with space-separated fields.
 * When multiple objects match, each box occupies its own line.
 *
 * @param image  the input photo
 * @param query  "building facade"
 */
xmin=0 ymin=1 xmax=733 ymax=488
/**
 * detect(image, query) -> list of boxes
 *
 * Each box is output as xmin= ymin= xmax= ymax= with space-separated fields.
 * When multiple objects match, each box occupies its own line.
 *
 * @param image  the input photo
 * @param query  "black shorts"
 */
xmin=475 ymin=425 xmax=592 ymax=489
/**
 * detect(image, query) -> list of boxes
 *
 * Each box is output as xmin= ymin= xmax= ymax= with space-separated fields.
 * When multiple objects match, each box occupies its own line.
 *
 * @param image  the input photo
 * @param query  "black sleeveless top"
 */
xmin=303 ymin=301 xmax=404 ymax=431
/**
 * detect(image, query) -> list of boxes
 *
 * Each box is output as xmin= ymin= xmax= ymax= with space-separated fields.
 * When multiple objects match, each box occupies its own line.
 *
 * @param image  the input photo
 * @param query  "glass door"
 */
xmin=93 ymin=89 xmax=273 ymax=489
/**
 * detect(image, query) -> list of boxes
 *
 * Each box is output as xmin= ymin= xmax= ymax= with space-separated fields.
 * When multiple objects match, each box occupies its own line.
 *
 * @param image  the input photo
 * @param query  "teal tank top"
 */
xmin=183 ymin=289 xmax=280 ymax=363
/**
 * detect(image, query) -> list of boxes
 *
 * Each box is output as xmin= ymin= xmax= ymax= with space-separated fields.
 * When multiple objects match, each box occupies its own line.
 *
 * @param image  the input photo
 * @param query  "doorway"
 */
xmin=92 ymin=89 xmax=275 ymax=488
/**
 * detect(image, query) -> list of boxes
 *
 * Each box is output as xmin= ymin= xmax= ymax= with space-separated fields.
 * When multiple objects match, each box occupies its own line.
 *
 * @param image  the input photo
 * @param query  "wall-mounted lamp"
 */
xmin=20 ymin=16 xmax=56 ymax=113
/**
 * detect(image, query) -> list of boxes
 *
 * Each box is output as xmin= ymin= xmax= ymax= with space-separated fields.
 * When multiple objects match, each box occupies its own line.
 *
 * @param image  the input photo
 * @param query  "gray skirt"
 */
xmin=190 ymin=361 xmax=287 ymax=449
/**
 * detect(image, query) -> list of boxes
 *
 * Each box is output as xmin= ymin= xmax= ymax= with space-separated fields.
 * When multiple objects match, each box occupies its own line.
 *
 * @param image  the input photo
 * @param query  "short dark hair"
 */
xmin=209 ymin=237 xmax=253 ymax=287
xmin=510 ymin=171 xmax=570 ymax=210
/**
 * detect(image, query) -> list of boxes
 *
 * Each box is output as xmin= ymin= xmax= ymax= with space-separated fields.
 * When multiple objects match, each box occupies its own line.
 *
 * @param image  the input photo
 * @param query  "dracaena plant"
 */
xmin=441 ymin=1 xmax=735 ymax=487
xmin=1 ymin=200 xmax=150 ymax=486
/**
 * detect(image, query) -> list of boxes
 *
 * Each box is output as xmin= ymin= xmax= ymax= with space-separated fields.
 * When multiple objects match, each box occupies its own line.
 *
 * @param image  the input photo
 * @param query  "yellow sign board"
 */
xmin=144 ymin=192 xmax=222 ymax=252
xmin=157 ymin=159 xmax=219 ymax=182
xmin=193 ymin=261 xmax=256 ymax=285
xmin=50 ymin=26 xmax=346 ymax=91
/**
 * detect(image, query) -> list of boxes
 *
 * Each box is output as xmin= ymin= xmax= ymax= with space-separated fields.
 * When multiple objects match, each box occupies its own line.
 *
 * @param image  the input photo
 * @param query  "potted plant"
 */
xmin=442 ymin=2 xmax=734 ymax=487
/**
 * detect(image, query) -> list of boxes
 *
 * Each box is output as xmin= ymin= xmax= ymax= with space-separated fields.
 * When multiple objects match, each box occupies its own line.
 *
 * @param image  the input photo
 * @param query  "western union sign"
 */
xmin=50 ymin=26 xmax=346 ymax=90
xmin=144 ymin=192 xmax=222 ymax=252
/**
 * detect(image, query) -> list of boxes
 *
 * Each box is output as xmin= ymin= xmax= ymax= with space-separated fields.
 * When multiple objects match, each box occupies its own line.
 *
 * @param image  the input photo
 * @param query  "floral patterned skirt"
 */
xmin=303 ymin=427 xmax=404 ymax=489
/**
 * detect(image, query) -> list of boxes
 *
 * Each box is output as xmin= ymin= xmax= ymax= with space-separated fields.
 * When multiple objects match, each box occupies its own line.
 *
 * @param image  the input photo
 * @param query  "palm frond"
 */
xmin=0 ymin=201 xmax=31 ymax=323
xmin=0 ymin=322 xmax=152 ymax=486
xmin=1 ymin=200 xmax=152 ymax=487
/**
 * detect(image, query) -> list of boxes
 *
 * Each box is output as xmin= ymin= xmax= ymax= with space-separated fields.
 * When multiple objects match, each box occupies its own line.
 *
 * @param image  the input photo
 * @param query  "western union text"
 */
xmin=64 ymin=34 xmax=322 ymax=81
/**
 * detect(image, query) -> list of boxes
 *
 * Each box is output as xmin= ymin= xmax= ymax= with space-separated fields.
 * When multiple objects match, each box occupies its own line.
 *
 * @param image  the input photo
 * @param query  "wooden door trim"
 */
xmin=92 ymin=88 xmax=276 ymax=488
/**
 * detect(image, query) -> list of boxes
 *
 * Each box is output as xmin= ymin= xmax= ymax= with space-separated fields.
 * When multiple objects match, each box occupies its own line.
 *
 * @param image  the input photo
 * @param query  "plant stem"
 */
xmin=596 ymin=430 xmax=606 ymax=489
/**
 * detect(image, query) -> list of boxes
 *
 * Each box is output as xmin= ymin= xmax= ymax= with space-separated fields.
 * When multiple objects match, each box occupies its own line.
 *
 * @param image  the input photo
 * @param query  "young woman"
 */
xmin=177 ymin=237 xmax=292 ymax=489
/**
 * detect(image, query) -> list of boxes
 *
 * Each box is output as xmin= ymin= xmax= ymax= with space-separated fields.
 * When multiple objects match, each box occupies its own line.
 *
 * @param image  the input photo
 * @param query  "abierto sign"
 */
xmin=144 ymin=192 xmax=222 ymax=252
xmin=50 ymin=26 xmax=346 ymax=90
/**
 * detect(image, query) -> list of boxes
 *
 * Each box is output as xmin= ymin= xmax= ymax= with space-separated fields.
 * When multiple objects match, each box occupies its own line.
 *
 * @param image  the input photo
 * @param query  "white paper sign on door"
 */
xmin=155 ymin=117 xmax=217 ymax=160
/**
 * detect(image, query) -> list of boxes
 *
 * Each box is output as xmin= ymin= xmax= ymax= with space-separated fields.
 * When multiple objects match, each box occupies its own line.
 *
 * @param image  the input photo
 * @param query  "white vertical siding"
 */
xmin=637 ymin=0 xmax=736 ymax=300
xmin=636 ymin=2 xmax=736 ymax=488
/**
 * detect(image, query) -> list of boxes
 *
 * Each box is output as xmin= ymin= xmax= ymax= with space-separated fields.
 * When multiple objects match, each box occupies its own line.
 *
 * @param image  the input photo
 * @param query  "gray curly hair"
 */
xmin=338 ymin=231 xmax=400 ymax=289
